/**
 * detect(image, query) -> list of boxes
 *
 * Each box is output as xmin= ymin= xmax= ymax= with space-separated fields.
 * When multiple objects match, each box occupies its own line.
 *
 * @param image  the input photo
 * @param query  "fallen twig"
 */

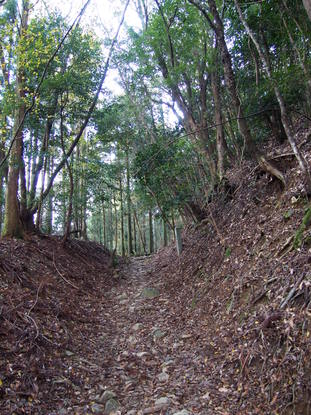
xmin=53 ymin=250 xmax=80 ymax=290
xmin=280 ymin=275 xmax=305 ymax=309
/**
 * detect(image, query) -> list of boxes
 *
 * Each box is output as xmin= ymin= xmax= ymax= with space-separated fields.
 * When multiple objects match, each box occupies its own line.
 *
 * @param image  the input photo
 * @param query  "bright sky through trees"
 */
xmin=40 ymin=0 xmax=140 ymax=95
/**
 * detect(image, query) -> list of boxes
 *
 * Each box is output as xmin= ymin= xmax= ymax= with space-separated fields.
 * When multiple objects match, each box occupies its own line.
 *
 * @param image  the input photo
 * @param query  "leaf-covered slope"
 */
xmin=144 ymin=123 xmax=311 ymax=413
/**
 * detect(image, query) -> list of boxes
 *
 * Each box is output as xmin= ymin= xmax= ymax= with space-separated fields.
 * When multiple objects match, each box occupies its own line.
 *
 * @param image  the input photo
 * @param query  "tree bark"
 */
xmin=211 ymin=69 xmax=225 ymax=180
xmin=2 ymin=2 xmax=29 ymax=237
xmin=102 ymin=202 xmax=107 ymax=247
xmin=149 ymin=210 xmax=154 ymax=254
xmin=303 ymin=0 xmax=311 ymax=21
xmin=120 ymin=176 xmax=125 ymax=256
xmin=134 ymin=209 xmax=147 ymax=255
xmin=126 ymin=148 xmax=133 ymax=255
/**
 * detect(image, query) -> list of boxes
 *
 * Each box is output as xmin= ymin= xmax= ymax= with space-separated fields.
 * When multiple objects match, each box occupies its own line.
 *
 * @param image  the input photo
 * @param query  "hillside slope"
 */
xmin=145 ymin=123 xmax=311 ymax=413
xmin=0 ymin=236 xmax=117 ymax=414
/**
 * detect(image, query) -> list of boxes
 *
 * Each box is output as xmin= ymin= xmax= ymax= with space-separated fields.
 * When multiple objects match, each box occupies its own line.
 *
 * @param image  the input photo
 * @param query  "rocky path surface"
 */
xmin=89 ymin=256 xmax=210 ymax=415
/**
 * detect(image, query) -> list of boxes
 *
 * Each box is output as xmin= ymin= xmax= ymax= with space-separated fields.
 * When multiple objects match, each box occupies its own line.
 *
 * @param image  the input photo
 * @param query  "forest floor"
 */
xmin=1 ymin=120 xmax=311 ymax=414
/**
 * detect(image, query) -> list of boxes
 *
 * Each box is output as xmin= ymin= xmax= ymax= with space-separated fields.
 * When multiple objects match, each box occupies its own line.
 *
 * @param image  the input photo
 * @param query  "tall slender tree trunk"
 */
xmin=45 ymin=156 xmax=53 ymax=234
xmin=149 ymin=210 xmax=154 ymax=254
xmin=163 ymin=219 xmax=168 ymax=247
xmin=114 ymin=192 xmax=118 ymax=251
xmin=211 ymin=69 xmax=225 ymax=180
xmin=62 ymin=155 xmax=74 ymax=242
xmin=102 ymin=203 xmax=107 ymax=247
xmin=133 ymin=211 xmax=137 ymax=254
xmin=119 ymin=176 xmax=125 ymax=257
xmin=126 ymin=148 xmax=133 ymax=255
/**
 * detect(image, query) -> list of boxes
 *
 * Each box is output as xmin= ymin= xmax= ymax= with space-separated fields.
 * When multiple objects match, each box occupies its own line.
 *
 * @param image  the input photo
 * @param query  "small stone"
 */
xmin=91 ymin=403 xmax=105 ymax=414
xmin=173 ymin=410 xmax=190 ymax=415
xmin=157 ymin=372 xmax=169 ymax=382
xmin=132 ymin=323 xmax=142 ymax=331
xmin=58 ymin=409 xmax=67 ymax=415
xmin=153 ymin=329 xmax=166 ymax=339
xmin=155 ymin=397 xmax=170 ymax=406
xmin=172 ymin=342 xmax=182 ymax=349
xmin=65 ymin=350 xmax=74 ymax=356
xmin=116 ymin=293 xmax=127 ymax=300
xmin=128 ymin=336 xmax=137 ymax=345
xmin=98 ymin=390 xmax=116 ymax=404
xmin=136 ymin=351 xmax=148 ymax=358
xmin=126 ymin=411 xmax=136 ymax=415
xmin=161 ymin=360 xmax=174 ymax=368
xmin=141 ymin=287 xmax=160 ymax=299
xmin=105 ymin=398 xmax=119 ymax=414
xmin=219 ymin=387 xmax=229 ymax=393
xmin=202 ymin=392 xmax=210 ymax=400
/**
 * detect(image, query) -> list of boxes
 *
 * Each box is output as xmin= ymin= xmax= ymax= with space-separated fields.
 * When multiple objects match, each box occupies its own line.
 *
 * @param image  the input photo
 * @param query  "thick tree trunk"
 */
xmin=3 ymin=91 xmax=26 ymax=237
xmin=134 ymin=210 xmax=147 ymax=255
xmin=2 ymin=2 xmax=29 ymax=237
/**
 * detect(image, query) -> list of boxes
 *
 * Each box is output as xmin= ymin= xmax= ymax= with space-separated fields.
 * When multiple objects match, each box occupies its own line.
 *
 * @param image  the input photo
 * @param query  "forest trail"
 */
xmin=96 ymin=256 xmax=207 ymax=415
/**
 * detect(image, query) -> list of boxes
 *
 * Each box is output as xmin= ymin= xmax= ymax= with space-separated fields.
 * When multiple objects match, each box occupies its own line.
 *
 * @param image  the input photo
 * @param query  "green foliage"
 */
xmin=293 ymin=207 xmax=311 ymax=249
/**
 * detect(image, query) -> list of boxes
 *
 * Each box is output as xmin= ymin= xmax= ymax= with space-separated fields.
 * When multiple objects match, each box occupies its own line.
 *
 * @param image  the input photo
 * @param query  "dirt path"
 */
xmin=91 ymin=256 xmax=210 ymax=415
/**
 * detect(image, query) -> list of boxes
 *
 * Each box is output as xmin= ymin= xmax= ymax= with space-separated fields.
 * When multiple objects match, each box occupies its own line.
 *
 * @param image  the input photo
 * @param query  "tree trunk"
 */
xmin=303 ymin=0 xmax=311 ymax=21
xmin=114 ymin=192 xmax=118 ymax=251
xmin=163 ymin=219 xmax=168 ymax=247
xmin=45 ymin=156 xmax=53 ymax=234
xmin=149 ymin=210 xmax=154 ymax=254
xmin=211 ymin=69 xmax=225 ymax=181
xmin=102 ymin=203 xmax=107 ymax=247
xmin=2 ymin=2 xmax=29 ymax=237
xmin=134 ymin=209 xmax=147 ymax=255
xmin=62 ymin=155 xmax=74 ymax=242
xmin=120 ymin=176 xmax=125 ymax=256
xmin=133 ymin=212 xmax=137 ymax=254
xmin=126 ymin=149 xmax=133 ymax=255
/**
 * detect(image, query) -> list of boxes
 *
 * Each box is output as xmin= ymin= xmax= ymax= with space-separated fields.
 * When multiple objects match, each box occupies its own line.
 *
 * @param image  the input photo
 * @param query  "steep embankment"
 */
xmin=140 ymin=124 xmax=311 ymax=414
xmin=0 ymin=236 xmax=118 ymax=414
xmin=0 ymin=122 xmax=311 ymax=415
